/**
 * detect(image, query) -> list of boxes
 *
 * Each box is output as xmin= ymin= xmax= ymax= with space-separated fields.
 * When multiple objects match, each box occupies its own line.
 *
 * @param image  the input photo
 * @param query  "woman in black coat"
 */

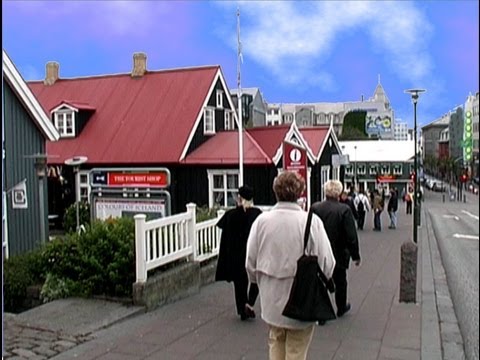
xmin=215 ymin=185 xmax=262 ymax=320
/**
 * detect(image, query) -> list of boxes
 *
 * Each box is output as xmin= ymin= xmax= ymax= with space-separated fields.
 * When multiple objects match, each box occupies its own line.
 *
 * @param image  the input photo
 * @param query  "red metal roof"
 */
xmin=247 ymin=125 xmax=290 ymax=159
xmin=52 ymin=100 xmax=96 ymax=111
xmin=182 ymin=131 xmax=271 ymax=165
xmin=28 ymin=66 xmax=219 ymax=165
xmin=298 ymin=126 xmax=330 ymax=157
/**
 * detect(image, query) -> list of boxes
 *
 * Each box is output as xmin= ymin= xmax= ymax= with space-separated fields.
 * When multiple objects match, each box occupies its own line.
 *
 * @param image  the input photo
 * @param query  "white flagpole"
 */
xmin=237 ymin=7 xmax=244 ymax=187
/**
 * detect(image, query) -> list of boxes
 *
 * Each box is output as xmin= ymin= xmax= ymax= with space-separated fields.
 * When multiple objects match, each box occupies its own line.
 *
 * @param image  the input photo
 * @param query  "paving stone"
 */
xmin=443 ymin=341 xmax=466 ymax=360
xmin=11 ymin=348 xmax=38 ymax=358
xmin=32 ymin=345 xmax=58 ymax=357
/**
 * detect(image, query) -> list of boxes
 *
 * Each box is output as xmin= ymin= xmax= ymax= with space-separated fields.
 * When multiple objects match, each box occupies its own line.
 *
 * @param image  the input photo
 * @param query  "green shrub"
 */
xmin=43 ymin=217 xmax=135 ymax=298
xmin=63 ymin=201 xmax=90 ymax=233
xmin=196 ymin=205 xmax=221 ymax=222
xmin=4 ymin=249 xmax=45 ymax=313
xmin=40 ymin=273 xmax=83 ymax=303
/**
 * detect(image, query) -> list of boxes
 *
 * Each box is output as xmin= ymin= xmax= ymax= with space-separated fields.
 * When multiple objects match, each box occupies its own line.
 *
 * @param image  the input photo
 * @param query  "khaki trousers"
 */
xmin=268 ymin=325 xmax=315 ymax=360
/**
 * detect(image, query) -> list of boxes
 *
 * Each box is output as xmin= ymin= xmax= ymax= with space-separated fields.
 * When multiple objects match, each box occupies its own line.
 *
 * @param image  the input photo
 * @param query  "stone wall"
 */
xmin=133 ymin=257 xmax=218 ymax=311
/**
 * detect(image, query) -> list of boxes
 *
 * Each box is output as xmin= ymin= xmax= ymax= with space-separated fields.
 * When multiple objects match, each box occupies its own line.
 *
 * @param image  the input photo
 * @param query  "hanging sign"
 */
xmin=283 ymin=141 xmax=308 ymax=206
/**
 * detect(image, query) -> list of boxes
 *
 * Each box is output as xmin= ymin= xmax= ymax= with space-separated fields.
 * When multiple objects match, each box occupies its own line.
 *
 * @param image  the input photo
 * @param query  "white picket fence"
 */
xmin=134 ymin=203 xmax=225 ymax=283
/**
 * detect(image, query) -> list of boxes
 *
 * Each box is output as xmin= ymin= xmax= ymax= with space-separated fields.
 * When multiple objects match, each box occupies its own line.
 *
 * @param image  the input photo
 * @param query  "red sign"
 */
xmin=107 ymin=172 xmax=169 ymax=188
xmin=283 ymin=141 xmax=308 ymax=206
xmin=376 ymin=174 xmax=397 ymax=183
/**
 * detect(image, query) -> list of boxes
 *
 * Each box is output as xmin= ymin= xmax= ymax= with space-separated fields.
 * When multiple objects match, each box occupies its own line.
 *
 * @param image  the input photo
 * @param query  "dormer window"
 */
xmin=216 ymin=90 xmax=223 ymax=108
xmin=54 ymin=110 xmax=75 ymax=137
xmin=204 ymin=107 xmax=215 ymax=134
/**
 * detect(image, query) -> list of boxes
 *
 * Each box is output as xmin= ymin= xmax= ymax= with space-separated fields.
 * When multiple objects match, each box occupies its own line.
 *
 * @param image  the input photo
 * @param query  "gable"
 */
xmin=2 ymin=50 xmax=59 ymax=141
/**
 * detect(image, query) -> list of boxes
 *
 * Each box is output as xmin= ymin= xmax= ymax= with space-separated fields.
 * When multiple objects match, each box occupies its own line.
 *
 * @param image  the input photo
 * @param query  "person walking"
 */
xmin=372 ymin=190 xmax=384 ymax=231
xmin=387 ymin=188 xmax=398 ymax=229
xmin=405 ymin=187 xmax=414 ymax=214
xmin=340 ymin=191 xmax=358 ymax=222
xmin=311 ymin=180 xmax=361 ymax=320
xmin=246 ymin=171 xmax=335 ymax=360
xmin=215 ymin=185 xmax=262 ymax=321
xmin=354 ymin=189 xmax=370 ymax=230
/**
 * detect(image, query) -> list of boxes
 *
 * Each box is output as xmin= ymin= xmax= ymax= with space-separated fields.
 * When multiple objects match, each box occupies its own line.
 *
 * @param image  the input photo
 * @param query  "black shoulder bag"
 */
xmin=282 ymin=209 xmax=336 ymax=322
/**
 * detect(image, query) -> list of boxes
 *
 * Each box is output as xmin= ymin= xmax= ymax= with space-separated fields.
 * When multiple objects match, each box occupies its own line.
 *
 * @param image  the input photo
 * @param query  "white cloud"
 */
xmin=218 ymin=1 xmax=433 ymax=89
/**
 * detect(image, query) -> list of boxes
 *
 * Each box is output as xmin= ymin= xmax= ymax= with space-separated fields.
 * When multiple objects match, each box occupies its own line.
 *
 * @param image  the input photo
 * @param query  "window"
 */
xmin=224 ymin=111 xmax=234 ymax=130
xmin=393 ymin=164 xmax=403 ymax=175
xmin=77 ymin=171 xmax=91 ymax=203
xmin=55 ymin=111 xmax=75 ymax=137
xmin=208 ymin=170 xmax=239 ymax=208
xmin=357 ymin=165 xmax=366 ymax=175
xmin=204 ymin=108 xmax=215 ymax=134
xmin=380 ymin=164 xmax=390 ymax=175
xmin=320 ymin=166 xmax=330 ymax=200
xmin=369 ymin=165 xmax=378 ymax=175
xmin=216 ymin=90 xmax=223 ymax=108
xmin=345 ymin=165 xmax=354 ymax=175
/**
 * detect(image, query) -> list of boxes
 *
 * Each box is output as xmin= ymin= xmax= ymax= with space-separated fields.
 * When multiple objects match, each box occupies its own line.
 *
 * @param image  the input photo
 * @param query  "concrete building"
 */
xmin=449 ymin=106 xmax=464 ymax=163
xmin=421 ymin=114 xmax=449 ymax=162
xmin=465 ymin=92 xmax=479 ymax=178
xmin=394 ymin=120 xmax=409 ymax=140
xmin=230 ymin=88 xmax=267 ymax=128
xmin=263 ymin=78 xmax=395 ymax=139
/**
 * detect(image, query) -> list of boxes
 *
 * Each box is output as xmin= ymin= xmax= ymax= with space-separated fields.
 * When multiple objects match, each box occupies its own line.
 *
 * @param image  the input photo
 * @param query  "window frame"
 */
xmin=392 ymin=164 xmax=403 ymax=175
xmin=216 ymin=90 xmax=223 ymax=109
xmin=76 ymin=170 xmax=91 ymax=203
xmin=204 ymin=107 xmax=215 ymax=135
xmin=224 ymin=110 xmax=233 ymax=130
xmin=207 ymin=170 xmax=239 ymax=208
xmin=54 ymin=110 xmax=75 ymax=137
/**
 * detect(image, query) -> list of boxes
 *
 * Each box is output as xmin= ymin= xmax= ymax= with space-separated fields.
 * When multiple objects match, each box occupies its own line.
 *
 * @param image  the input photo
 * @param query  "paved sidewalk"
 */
xmin=3 ymin=206 xmax=458 ymax=359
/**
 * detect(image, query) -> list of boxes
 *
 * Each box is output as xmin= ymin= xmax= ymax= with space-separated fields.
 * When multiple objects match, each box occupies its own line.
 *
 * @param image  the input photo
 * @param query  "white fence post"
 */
xmin=186 ymin=203 xmax=197 ymax=261
xmin=134 ymin=214 xmax=147 ymax=283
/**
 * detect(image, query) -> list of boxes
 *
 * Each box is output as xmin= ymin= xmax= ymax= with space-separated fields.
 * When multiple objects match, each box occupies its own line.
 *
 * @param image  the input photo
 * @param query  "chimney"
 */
xmin=131 ymin=52 xmax=147 ymax=78
xmin=44 ymin=61 xmax=59 ymax=85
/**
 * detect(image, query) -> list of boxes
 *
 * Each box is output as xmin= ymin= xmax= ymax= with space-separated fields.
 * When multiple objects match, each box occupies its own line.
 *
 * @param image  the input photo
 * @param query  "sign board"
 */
xmin=91 ymin=169 xmax=170 ymax=188
xmin=332 ymin=154 xmax=350 ymax=167
xmin=365 ymin=112 xmax=393 ymax=135
xmin=12 ymin=179 xmax=28 ymax=209
xmin=94 ymin=198 xmax=167 ymax=221
xmin=283 ymin=141 xmax=308 ymax=206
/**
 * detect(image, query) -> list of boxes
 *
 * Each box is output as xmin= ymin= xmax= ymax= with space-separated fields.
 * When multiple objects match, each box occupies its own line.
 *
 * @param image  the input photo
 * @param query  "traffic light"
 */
xmin=464 ymin=110 xmax=473 ymax=162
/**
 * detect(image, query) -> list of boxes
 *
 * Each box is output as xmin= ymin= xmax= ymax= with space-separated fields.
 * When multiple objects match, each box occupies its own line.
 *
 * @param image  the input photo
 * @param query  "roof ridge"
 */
xmin=244 ymin=131 xmax=271 ymax=161
xmin=27 ymin=65 xmax=220 ymax=83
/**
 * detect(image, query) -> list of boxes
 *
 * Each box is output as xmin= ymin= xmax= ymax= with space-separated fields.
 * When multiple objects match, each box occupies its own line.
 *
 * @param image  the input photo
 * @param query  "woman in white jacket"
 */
xmin=246 ymin=171 xmax=336 ymax=360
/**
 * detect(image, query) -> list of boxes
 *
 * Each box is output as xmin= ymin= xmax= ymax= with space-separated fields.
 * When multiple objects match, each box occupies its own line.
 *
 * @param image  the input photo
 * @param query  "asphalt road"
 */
xmin=423 ymin=189 xmax=479 ymax=360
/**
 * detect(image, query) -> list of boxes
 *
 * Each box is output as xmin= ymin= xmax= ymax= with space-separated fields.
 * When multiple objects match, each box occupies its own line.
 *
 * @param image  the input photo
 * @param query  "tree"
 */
xmin=339 ymin=110 xmax=368 ymax=140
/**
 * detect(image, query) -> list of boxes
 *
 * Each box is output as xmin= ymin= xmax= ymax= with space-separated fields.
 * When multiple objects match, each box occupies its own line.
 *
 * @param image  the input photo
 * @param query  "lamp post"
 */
xmin=64 ymin=156 xmax=88 ymax=233
xmin=33 ymin=154 xmax=48 ymax=244
xmin=404 ymin=89 xmax=426 ymax=243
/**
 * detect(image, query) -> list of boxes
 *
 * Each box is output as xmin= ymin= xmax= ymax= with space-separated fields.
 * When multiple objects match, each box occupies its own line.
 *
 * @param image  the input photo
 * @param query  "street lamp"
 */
xmin=404 ymin=89 xmax=426 ymax=244
xmin=64 ymin=156 xmax=88 ymax=233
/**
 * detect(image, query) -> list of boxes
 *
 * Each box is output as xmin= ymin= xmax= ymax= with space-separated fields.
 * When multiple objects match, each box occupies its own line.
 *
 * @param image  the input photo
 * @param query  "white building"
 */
xmin=394 ymin=120 xmax=409 ymax=140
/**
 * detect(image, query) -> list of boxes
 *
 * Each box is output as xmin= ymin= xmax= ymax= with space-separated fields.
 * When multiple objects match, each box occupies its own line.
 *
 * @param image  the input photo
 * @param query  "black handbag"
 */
xmin=282 ymin=209 xmax=337 ymax=322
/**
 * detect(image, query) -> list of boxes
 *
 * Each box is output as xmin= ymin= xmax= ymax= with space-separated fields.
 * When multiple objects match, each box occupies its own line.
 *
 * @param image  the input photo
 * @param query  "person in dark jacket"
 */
xmin=215 ymin=185 xmax=262 ymax=321
xmin=387 ymin=188 xmax=399 ymax=229
xmin=311 ymin=180 xmax=361 ymax=319
xmin=340 ymin=191 xmax=358 ymax=221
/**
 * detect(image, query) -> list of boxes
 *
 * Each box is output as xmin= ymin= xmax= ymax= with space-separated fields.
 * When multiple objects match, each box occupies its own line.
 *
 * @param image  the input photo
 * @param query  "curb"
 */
xmin=421 ymin=207 xmax=466 ymax=360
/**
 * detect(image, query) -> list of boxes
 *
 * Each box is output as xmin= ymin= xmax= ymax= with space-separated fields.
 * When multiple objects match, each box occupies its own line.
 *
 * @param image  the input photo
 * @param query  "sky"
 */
xmin=3 ymin=0 xmax=479 ymax=129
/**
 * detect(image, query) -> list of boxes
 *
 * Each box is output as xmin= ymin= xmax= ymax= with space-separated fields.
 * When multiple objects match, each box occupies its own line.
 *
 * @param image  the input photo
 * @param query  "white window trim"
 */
xmin=380 ymin=165 xmax=390 ymax=175
xmin=216 ymin=90 xmax=223 ymax=109
xmin=321 ymin=166 xmax=330 ymax=201
xmin=54 ymin=110 xmax=75 ymax=138
xmin=393 ymin=164 xmax=403 ymax=175
xmin=224 ymin=110 xmax=233 ymax=130
xmin=207 ymin=170 xmax=239 ymax=208
xmin=357 ymin=164 xmax=366 ymax=175
xmin=345 ymin=165 xmax=354 ymax=175
xmin=204 ymin=107 xmax=215 ymax=135
xmin=77 ymin=170 xmax=91 ymax=203
xmin=369 ymin=165 xmax=378 ymax=175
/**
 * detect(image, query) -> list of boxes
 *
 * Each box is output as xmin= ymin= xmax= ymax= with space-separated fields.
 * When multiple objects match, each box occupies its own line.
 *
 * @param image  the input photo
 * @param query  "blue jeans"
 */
xmin=388 ymin=210 xmax=397 ymax=228
xmin=374 ymin=210 xmax=382 ymax=230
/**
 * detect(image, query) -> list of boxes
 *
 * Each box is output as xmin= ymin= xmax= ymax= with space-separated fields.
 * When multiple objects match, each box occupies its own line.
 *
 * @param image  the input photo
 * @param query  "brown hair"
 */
xmin=273 ymin=171 xmax=305 ymax=202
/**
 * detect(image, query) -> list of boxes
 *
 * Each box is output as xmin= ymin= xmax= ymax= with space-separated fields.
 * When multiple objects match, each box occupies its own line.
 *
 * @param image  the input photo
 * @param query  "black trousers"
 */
xmin=357 ymin=211 xmax=366 ymax=230
xmin=332 ymin=266 xmax=348 ymax=312
xmin=406 ymin=201 xmax=412 ymax=214
xmin=233 ymin=271 xmax=259 ymax=315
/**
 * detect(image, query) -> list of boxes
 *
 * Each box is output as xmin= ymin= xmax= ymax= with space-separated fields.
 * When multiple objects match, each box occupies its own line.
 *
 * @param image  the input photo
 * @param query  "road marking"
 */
xmin=453 ymin=234 xmax=479 ymax=240
xmin=461 ymin=210 xmax=479 ymax=221
xmin=443 ymin=215 xmax=460 ymax=221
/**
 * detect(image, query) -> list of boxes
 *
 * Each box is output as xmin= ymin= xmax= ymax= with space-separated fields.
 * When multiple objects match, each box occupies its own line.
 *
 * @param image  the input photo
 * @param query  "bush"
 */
xmin=43 ymin=217 xmax=135 ymax=298
xmin=40 ymin=273 xmax=83 ymax=303
xmin=63 ymin=201 xmax=90 ymax=233
xmin=196 ymin=205 xmax=221 ymax=222
xmin=4 ymin=249 xmax=45 ymax=313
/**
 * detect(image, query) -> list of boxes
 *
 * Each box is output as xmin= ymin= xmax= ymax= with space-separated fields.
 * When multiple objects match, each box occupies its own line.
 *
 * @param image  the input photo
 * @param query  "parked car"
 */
xmin=431 ymin=181 xmax=447 ymax=192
